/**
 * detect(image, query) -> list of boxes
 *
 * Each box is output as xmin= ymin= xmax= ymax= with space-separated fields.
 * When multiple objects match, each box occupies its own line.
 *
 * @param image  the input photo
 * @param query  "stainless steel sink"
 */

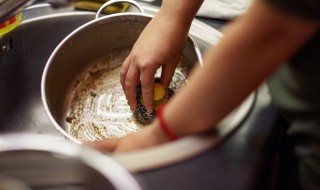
xmin=0 ymin=3 xmax=255 ymax=172
xmin=0 ymin=10 xmax=96 ymax=135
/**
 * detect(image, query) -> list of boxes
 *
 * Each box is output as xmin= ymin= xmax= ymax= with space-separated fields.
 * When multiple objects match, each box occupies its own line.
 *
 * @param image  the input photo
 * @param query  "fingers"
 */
xmin=120 ymin=55 xmax=139 ymax=111
xmin=85 ymin=125 xmax=166 ymax=153
xmin=84 ymin=139 xmax=120 ymax=152
xmin=141 ymin=67 xmax=157 ymax=113
xmin=160 ymin=61 xmax=179 ymax=90
xmin=120 ymin=56 xmax=130 ymax=89
xmin=121 ymin=54 xmax=178 ymax=114
xmin=125 ymin=64 xmax=140 ymax=111
xmin=121 ymin=55 xmax=158 ymax=113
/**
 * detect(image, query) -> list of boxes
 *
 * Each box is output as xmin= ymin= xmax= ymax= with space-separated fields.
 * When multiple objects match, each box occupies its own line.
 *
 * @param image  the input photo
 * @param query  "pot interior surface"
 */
xmin=44 ymin=14 xmax=200 ymax=142
xmin=65 ymin=48 xmax=191 ymax=140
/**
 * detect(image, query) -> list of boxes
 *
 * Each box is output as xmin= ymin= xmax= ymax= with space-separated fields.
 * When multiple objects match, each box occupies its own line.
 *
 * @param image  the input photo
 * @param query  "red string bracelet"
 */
xmin=157 ymin=104 xmax=178 ymax=141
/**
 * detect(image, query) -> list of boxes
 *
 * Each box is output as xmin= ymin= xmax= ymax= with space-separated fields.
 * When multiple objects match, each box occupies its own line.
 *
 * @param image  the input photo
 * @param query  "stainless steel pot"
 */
xmin=41 ymin=0 xmax=202 ymax=143
xmin=0 ymin=133 xmax=142 ymax=190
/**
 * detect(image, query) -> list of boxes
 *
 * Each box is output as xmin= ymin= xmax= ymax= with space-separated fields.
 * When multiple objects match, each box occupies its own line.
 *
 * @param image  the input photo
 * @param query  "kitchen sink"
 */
xmin=0 ymin=3 xmax=255 ymax=172
xmin=0 ymin=11 xmax=96 ymax=135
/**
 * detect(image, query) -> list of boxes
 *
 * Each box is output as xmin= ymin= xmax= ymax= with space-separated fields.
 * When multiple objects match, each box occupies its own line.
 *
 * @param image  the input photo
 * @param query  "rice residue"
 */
xmin=66 ymin=49 xmax=189 ymax=141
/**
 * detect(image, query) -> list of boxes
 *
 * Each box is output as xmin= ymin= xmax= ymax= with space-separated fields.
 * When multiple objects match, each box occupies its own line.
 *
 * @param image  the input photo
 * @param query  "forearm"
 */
xmin=90 ymin=0 xmax=319 ymax=152
xmin=160 ymin=0 xmax=204 ymax=24
xmin=154 ymin=0 xmax=319 ymax=137
xmin=154 ymin=0 xmax=204 ymax=34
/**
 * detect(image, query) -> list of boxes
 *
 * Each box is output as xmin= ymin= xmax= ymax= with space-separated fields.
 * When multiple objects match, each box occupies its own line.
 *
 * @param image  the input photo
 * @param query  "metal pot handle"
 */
xmin=95 ymin=0 xmax=144 ymax=19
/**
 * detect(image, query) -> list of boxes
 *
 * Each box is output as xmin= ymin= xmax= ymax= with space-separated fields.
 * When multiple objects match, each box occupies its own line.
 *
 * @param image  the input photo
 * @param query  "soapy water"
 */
xmin=66 ymin=49 xmax=190 ymax=141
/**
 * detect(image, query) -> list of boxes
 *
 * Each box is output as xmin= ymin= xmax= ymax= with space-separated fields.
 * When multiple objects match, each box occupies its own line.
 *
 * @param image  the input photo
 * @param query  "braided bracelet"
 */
xmin=157 ymin=104 xmax=178 ymax=141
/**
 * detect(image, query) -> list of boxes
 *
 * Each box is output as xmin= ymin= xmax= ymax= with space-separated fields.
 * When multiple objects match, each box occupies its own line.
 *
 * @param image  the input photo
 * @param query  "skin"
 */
xmin=87 ymin=0 xmax=319 ymax=152
xmin=120 ymin=0 xmax=204 ymax=113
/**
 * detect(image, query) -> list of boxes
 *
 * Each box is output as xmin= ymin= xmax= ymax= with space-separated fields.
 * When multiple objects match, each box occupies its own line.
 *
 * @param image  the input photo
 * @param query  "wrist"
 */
xmin=156 ymin=104 xmax=179 ymax=141
xmin=149 ymin=119 xmax=172 ymax=144
xmin=160 ymin=0 xmax=203 ymax=26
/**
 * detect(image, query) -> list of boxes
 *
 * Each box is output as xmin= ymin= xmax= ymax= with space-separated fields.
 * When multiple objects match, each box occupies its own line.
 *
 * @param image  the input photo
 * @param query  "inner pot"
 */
xmin=42 ymin=13 xmax=202 ymax=143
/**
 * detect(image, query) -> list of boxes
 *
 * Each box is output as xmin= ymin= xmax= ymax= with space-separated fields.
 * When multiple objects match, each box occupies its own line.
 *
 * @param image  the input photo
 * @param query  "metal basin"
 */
xmin=0 ymin=11 xmax=96 ymax=134
xmin=0 ymin=3 xmax=255 ymax=172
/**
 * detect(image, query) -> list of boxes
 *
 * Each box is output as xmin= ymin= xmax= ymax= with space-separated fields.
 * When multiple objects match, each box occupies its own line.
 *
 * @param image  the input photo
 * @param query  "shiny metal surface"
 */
xmin=0 ymin=0 xmax=35 ymax=23
xmin=0 ymin=133 xmax=142 ymax=190
xmin=0 ymin=11 xmax=96 ymax=134
xmin=96 ymin=0 xmax=145 ymax=18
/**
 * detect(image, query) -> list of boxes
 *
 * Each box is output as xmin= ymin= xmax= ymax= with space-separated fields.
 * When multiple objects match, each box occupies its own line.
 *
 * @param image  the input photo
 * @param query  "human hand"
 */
xmin=85 ymin=120 xmax=170 ymax=152
xmin=120 ymin=14 xmax=189 ymax=113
